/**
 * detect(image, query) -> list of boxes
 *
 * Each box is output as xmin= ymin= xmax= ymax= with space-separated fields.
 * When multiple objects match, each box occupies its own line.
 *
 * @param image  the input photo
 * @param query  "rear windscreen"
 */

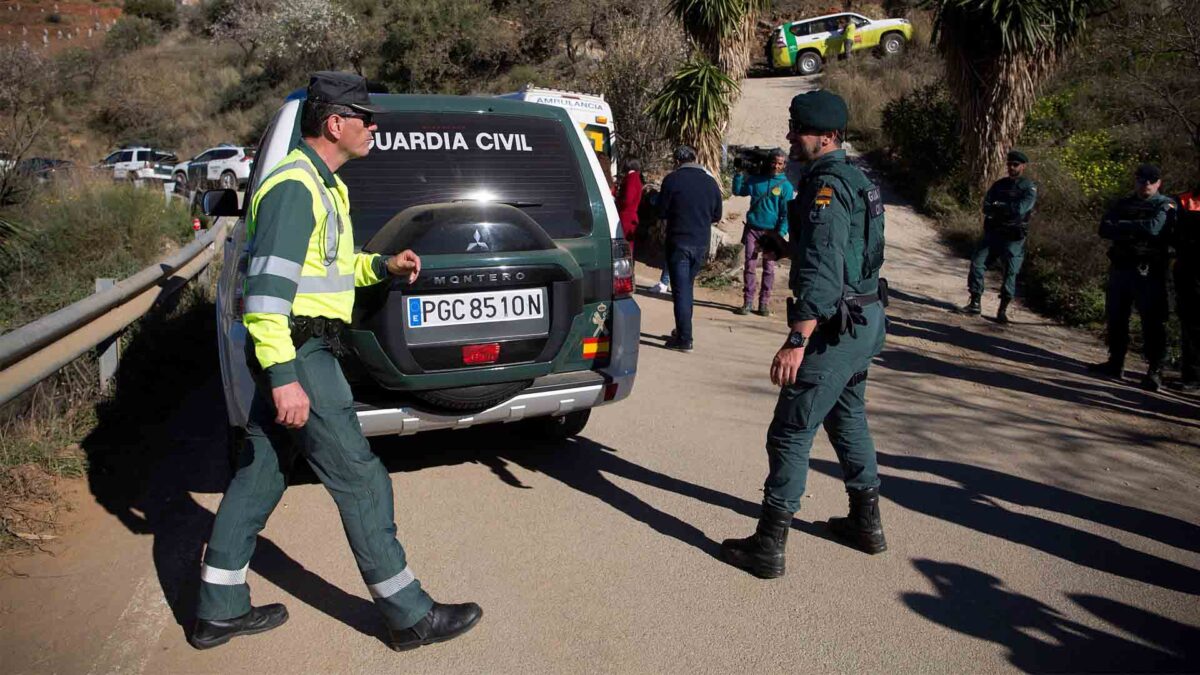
xmin=338 ymin=112 xmax=593 ymax=245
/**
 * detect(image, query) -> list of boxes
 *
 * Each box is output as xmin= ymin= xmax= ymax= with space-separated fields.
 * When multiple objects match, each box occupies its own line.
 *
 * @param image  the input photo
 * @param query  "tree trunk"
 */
xmin=941 ymin=35 xmax=1056 ymax=192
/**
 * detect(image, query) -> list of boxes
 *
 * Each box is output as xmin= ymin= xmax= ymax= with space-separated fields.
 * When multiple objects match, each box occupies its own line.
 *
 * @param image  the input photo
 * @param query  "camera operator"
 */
xmin=733 ymin=148 xmax=794 ymax=316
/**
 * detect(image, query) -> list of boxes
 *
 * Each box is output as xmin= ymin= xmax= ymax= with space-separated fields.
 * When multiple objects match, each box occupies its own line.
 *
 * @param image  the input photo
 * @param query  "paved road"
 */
xmin=2 ymin=76 xmax=1200 ymax=674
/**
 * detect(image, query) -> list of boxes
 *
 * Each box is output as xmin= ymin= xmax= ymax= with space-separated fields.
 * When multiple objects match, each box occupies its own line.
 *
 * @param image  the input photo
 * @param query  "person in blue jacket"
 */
xmin=732 ymin=148 xmax=794 ymax=316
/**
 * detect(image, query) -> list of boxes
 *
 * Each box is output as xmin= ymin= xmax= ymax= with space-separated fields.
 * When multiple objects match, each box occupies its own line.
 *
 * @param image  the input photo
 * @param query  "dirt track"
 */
xmin=1 ymin=74 xmax=1198 ymax=674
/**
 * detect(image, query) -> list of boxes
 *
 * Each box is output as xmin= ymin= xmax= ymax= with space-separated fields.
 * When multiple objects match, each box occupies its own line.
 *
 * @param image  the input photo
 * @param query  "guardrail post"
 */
xmin=95 ymin=278 xmax=119 ymax=392
xmin=195 ymin=229 xmax=213 ymax=289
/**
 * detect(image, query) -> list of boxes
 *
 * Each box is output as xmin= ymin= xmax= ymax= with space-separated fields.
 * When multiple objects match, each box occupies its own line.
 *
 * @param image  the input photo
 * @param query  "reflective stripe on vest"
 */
xmin=244 ymin=152 xmax=356 ymax=317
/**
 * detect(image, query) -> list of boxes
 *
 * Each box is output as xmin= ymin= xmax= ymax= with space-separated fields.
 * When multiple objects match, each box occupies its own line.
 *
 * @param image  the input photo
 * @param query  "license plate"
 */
xmin=406 ymin=288 xmax=546 ymax=329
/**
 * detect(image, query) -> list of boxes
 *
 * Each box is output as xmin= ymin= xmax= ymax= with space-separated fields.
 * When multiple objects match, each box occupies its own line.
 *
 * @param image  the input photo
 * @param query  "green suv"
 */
xmin=207 ymin=92 xmax=639 ymax=441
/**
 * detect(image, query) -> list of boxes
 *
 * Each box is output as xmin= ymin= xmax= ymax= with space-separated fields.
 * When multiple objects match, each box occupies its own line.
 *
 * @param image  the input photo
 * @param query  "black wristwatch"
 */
xmin=785 ymin=331 xmax=808 ymax=349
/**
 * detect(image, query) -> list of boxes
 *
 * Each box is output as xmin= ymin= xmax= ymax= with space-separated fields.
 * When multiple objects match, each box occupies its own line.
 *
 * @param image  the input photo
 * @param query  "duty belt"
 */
xmin=292 ymin=316 xmax=350 ymax=357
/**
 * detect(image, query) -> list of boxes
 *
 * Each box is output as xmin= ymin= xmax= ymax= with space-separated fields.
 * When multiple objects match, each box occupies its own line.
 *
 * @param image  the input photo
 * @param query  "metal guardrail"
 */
xmin=0 ymin=218 xmax=231 ymax=408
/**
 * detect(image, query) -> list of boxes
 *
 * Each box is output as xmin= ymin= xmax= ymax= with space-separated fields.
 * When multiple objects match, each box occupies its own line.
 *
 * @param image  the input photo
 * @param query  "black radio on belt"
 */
xmin=291 ymin=316 xmax=350 ymax=356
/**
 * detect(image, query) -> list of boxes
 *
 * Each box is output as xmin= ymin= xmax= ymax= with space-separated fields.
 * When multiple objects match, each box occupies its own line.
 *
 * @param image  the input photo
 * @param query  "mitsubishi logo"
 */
xmin=467 ymin=229 xmax=489 ymax=252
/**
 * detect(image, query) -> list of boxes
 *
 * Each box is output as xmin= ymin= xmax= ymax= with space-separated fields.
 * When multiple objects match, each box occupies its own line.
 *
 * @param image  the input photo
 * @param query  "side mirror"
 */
xmin=202 ymin=189 xmax=241 ymax=217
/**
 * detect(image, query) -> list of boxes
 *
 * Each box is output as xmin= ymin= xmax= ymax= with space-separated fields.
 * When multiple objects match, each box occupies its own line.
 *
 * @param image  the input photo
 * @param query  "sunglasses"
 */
xmin=337 ymin=111 xmax=374 ymax=126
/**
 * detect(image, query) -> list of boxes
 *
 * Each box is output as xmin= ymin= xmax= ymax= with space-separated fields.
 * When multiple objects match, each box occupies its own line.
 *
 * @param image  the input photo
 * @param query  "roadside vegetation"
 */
xmin=822 ymin=0 xmax=1198 ymax=343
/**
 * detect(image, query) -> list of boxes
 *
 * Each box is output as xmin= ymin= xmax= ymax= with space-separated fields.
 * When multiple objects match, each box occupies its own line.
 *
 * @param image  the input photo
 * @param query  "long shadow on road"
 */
xmin=810 ymin=454 xmax=1200 ymax=596
xmin=904 ymin=558 xmax=1199 ymax=672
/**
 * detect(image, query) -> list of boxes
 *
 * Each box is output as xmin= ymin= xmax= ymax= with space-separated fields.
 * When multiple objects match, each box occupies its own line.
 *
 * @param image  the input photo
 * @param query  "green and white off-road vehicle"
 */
xmin=206 ymin=91 xmax=639 ymax=442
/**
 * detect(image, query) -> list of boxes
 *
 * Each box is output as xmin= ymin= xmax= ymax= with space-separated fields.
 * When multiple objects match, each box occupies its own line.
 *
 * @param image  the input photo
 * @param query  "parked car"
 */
xmin=768 ymin=13 xmax=912 ymax=75
xmin=204 ymin=91 xmax=640 ymax=444
xmin=98 ymin=146 xmax=177 ymax=183
xmin=15 ymin=157 xmax=73 ymax=182
xmin=173 ymin=144 xmax=255 ymax=193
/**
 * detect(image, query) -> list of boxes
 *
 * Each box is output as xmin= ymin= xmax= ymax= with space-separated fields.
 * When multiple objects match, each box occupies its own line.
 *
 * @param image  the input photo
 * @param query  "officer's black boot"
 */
xmin=719 ymin=505 xmax=792 ymax=579
xmin=1141 ymin=364 xmax=1164 ymax=392
xmin=389 ymin=601 xmax=483 ymax=652
xmin=828 ymin=487 xmax=888 ymax=554
xmin=1087 ymin=358 xmax=1124 ymax=379
xmin=996 ymin=298 xmax=1011 ymax=324
xmin=190 ymin=604 xmax=289 ymax=650
xmin=960 ymin=294 xmax=982 ymax=315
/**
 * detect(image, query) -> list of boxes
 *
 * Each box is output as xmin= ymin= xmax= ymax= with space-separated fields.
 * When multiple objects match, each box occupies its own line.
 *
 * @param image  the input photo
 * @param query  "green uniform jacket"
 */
xmin=788 ymin=149 xmax=879 ymax=322
xmin=982 ymin=176 xmax=1037 ymax=238
xmin=243 ymin=142 xmax=390 ymax=387
xmin=1099 ymin=193 xmax=1176 ymax=267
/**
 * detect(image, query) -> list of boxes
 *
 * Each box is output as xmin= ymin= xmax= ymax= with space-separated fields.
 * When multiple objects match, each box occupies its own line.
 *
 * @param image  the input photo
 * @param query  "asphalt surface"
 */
xmin=2 ymin=75 xmax=1199 ymax=674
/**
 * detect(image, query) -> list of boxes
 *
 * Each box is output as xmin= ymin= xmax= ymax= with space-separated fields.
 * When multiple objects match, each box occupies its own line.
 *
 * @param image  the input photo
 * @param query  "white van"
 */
xmin=498 ymin=86 xmax=617 ymax=184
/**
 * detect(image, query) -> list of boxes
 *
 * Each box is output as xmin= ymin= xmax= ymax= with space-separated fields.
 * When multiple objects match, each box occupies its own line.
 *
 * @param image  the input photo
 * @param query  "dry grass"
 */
xmin=820 ymin=26 xmax=944 ymax=150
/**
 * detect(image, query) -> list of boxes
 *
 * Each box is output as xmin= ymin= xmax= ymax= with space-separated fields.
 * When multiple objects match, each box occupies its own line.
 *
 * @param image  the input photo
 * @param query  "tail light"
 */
xmin=612 ymin=238 xmax=633 ymax=299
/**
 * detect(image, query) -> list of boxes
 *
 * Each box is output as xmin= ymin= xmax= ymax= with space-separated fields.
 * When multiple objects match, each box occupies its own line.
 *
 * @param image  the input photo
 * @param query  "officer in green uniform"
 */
xmin=721 ymin=90 xmax=888 ymax=579
xmin=1088 ymin=163 xmax=1176 ymax=391
xmin=191 ymin=72 xmax=482 ymax=651
xmin=960 ymin=150 xmax=1037 ymax=324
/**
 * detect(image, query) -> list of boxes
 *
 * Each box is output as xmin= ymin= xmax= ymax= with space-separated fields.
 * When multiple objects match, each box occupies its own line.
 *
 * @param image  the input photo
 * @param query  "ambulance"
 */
xmin=498 ymin=86 xmax=617 ymax=184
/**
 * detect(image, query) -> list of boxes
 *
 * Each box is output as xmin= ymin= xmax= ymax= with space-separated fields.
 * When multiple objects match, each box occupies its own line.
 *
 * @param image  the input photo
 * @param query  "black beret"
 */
xmin=1135 ymin=163 xmax=1161 ymax=183
xmin=789 ymin=90 xmax=848 ymax=132
xmin=1006 ymin=150 xmax=1029 ymax=164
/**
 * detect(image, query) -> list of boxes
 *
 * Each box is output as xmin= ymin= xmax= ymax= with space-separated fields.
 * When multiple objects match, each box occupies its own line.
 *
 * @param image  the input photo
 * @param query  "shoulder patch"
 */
xmin=814 ymin=184 xmax=835 ymax=207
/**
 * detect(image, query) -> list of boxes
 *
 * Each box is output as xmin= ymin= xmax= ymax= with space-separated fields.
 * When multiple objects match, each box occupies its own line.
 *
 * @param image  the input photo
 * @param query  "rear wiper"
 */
xmin=452 ymin=198 xmax=543 ymax=208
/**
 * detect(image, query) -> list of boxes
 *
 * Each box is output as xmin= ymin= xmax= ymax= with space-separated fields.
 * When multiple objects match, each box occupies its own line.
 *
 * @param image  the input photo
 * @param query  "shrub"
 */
xmin=104 ymin=16 xmax=162 ymax=54
xmin=821 ymin=48 xmax=943 ymax=151
xmin=1057 ymin=130 xmax=1132 ymax=202
xmin=123 ymin=0 xmax=179 ymax=30
xmin=589 ymin=7 xmax=686 ymax=172
xmin=0 ymin=179 xmax=191 ymax=329
xmin=881 ymin=83 xmax=961 ymax=185
xmin=377 ymin=0 xmax=518 ymax=93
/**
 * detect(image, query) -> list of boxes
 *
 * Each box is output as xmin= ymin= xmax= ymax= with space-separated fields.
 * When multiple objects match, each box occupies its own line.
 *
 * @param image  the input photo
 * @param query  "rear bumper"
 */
xmin=354 ymin=371 xmax=607 ymax=437
xmin=353 ymin=297 xmax=640 ymax=437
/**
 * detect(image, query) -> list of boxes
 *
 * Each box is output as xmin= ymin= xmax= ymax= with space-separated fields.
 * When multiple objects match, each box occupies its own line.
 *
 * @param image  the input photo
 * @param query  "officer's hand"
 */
xmin=770 ymin=346 xmax=805 ymax=387
xmin=387 ymin=250 xmax=421 ymax=283
xmin=273 ymin=381 xmax=310 ymax=429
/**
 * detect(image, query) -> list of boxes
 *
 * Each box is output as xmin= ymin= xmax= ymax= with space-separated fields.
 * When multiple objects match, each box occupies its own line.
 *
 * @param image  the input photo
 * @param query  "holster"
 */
xmin=292 ymin=316 xmax=350 ymax=357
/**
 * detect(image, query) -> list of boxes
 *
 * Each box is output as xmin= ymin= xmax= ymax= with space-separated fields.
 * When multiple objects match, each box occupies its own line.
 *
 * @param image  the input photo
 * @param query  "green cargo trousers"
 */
xmin=968 ymin=231 xmax=1026 ymax=300
xmin=197 ymin=337 xmax=434 ymax=630
xmin=764 ymin=302 xmax=886 ymax=513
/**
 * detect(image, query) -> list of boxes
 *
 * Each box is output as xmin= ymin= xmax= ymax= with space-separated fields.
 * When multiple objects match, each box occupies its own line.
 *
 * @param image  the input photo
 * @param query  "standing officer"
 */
xmin=1171 ymin=178 xmax=1200 ymax=392
xmin=960 ymin=150 xmax=1037 ymax=324
xmin=1088 ymin=163 xmax=1176 ymax=391
xmin=191 ymin=72 xmax=482 ymax=651
xmin=720 ymin=90 xmax=888 ymax=579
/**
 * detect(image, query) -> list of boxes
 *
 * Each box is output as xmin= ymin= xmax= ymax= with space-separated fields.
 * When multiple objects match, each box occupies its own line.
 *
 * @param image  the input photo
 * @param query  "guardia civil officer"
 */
xmin=720 ymin=90 xmax=889 ymax=578
xmin=1088 ymin=164 xmax=1176 ymax=391
xmin=190 ymin=72 xmax=482 ymax=651
xmin=1172 ymin=179 xmax=1200 ymax=392
xmin=960 ymin=150 xmax=1037 ymax=324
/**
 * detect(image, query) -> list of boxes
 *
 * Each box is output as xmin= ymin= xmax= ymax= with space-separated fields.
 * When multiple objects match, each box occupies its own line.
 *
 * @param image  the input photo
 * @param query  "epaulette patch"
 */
xmin=814 ymin=185 xmax=834 ymax=208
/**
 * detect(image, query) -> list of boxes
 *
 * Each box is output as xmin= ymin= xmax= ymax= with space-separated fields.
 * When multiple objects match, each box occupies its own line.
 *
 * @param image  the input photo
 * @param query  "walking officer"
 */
xmin=191 ymin=72 xmax=482 ymax=651
xmin=720 ymin=89 xmax=888 ymax=578
xmin=1088 ymin=163 xmax=1176 ymax=391
xmin=1171 ymin=178 xmax=1200 ymax=392
xmin=960 ymin=150 xmax=1037 ymax=324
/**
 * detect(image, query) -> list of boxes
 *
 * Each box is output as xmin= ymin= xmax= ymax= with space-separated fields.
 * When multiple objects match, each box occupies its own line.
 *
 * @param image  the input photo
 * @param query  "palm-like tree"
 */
xmin=668 ymin=0 xmax=769 ymax=81
xmin=646 ymin=55 xmax=740 ymax=173
xmin=930 ymin=0 xmax=1108 ymax=191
